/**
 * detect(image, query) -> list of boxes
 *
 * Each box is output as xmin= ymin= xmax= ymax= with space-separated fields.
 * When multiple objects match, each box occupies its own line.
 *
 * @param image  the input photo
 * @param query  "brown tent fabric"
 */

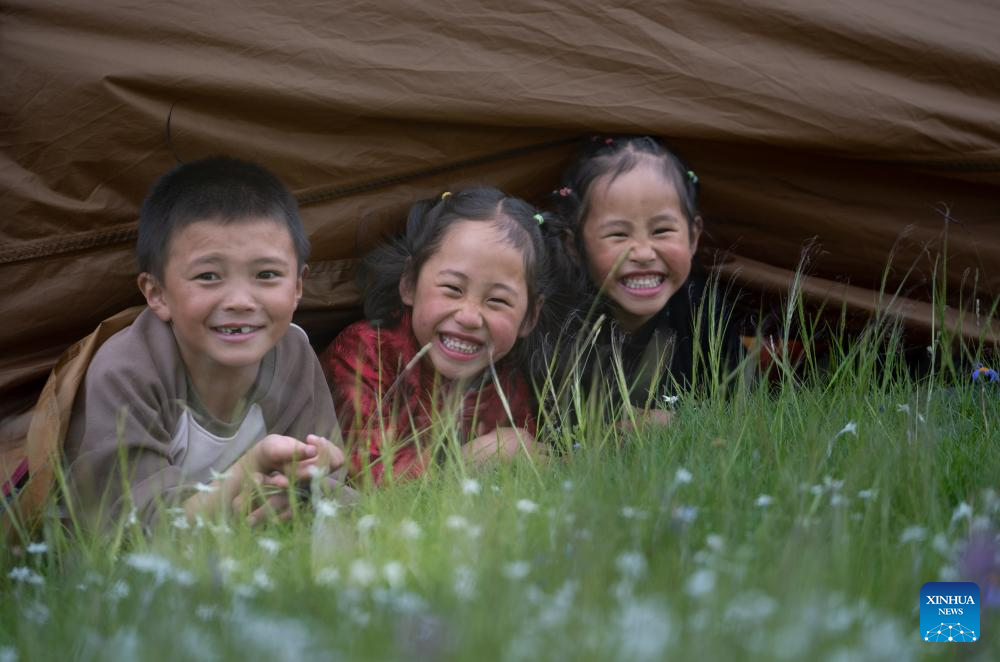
xmin=3 ymin=0 xmax=999 ymax=434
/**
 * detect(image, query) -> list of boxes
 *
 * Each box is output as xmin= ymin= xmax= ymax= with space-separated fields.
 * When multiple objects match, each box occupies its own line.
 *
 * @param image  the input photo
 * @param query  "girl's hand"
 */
xmin=619 ymin=408 xmax=672 ymax=432
xmin=465 ymin=426 xmax=544 ymax=464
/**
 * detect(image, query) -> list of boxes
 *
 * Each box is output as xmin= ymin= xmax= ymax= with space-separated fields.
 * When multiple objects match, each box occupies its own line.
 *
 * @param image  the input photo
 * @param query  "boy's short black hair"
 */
xmin=137 ymin=156 xmax=309 ymax=278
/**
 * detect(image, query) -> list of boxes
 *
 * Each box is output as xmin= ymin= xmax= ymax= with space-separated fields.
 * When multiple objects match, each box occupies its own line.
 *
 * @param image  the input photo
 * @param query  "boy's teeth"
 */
xmin=622 ymin=275 xmax=664 ymax=290
xmin=219 ymin=326 xmax=254 ymax=335
xmin=441 ymin=335 xmax=481 ymax=354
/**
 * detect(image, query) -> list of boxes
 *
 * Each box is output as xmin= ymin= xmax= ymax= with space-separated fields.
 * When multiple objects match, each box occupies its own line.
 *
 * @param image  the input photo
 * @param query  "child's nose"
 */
xmin=222 ymin=283 xmax=257 ymax=310
xmin=629 ymin=241 xmax=655 ymax=263
xmin=454 ymin=303 xmax=484 ymax=328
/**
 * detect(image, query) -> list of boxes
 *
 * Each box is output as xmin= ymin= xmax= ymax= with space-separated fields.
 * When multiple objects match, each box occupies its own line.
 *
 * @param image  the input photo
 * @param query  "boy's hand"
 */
xmin=295 ymin=434 xmax=345 ymax=479
xmin=245 ymin=434 xmax=318 ymax=476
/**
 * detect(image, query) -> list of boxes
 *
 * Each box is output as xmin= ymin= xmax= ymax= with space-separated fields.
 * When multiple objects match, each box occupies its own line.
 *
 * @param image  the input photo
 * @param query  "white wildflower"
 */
xmin=516 ymin=499 xmax=539 ymax=514
xmin=8 ymin=566 xmax=44 ymax=586
xmin=257 ymin=537 xmax=281 ymax=555
xmin=209 ymin=468 xmax=230 ymax=482
xmin=502 ymin=560 xmax=531 ymax=581
xmin=0 ymin=646 xmax=17 ymax=662
xmin=315 ymin=567 xmax=340 ymax=586
xmin=314 ymin=499 xmax=339 ymax=519
xmin=126 ymin=507 xmax=138 ymax=527
xmin=26 ymin=542 xmax=48 ymax=555
xmin=461 ymin=478 xmax=482 ymax=495
xmin=170 ymin=515 xmax=190 ymax=530
xmin=398 ymin=518 xmax=422 ymax=540
xmin=938 ymin=565 xmax=959 ymax=581
xmin=950 ymin=501 xmax=973 ymax=524
xmin=107 ymin=580 xmax=130 ymax=600
xmin=672 ymin=505 xmax=698 ymax=524
xmin=662 ymin=395 xmax=680 ymax=405
xmin=453 ymin=564 xmax=476 ymax=600
xmin=617 ymin=598 xmax=673 ymax=661
xmin=900 ymin=526 xmax=927 ymax=544
xmin=210 ymin=522 xmax=232 ymax=536
xmin=193 ymin=482 xmax=217 ymax=493
xmin=755 ymin=494 xmax=774 ymax=507
xmin=356 ymin=514 xmax=378 ymax=533
xmin=383 ymin=561 xmax=406 ymax=588
xmin=685 ymin=568 xmax=716 ymax=597
xmin=195 ymin=605 xmax=216 ymax=621
xmin=491 ymin=484 xmax=501 ymax=493
xmin=445 ymin=515 xmax=469 ymax=530
xmin=674 ymin=467 xmax=693 ymax=485
xmin=306 ymin=464 xmax=326 ymax=479
xmin=621 ymin=506 xmax=648 ymax=519
xmin=809 ymin=484 xmax=824 ymax=496
xmin=217 ymin=557 xmax=239 ymax=575
xmin=252 ymin=569 xmax=273 ymax=590
xmin=896 ymin=403 xmax=910 ymax=414
xmin=349 ymin=559 xmax=377 ymax=586
xmin=22 ymin=602 xmax=49 ymax=625
xmin=724 ymin=590 xmax=778 ymax=623
xmin=823 ymin=476 xmax=844 ymax=491
xmin=615 ymin=551 xmax=647 ymax=580
xmin=836 ymin=421 xmax=857 ymax=437
xmin=124 ymin=553 xmax=176 ymax=584
xmin=562 ymin=480 xmax=574 ymax=491
xmin=830 ymin=493 xmax=847 ymax=507
xmin=857 ymin=489 xmax=877 ymax=500
xmin=706 ymin=534 xmax=725 ymax=552
xmin=932 ymin=533 xmax=951 ymax=556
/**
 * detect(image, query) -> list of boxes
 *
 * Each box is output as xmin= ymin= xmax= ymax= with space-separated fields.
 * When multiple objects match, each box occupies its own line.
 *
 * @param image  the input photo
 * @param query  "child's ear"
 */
xmin=295 ymin=265 xmax=308 ymax=307
xmin=137 ymin=272 xmax=171 ymax=322
xmin=689 ymin=216 xmax=703 ymax=254
xmin=518 ymin=295 xmax=545 ymax=338
xmin=398 ymin=260 xmax=415 ymax=306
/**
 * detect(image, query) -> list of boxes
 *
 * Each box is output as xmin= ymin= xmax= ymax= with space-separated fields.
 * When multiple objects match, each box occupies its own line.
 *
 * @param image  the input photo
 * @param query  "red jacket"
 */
xmin=321 ymin=313 xmax=536 ymax=484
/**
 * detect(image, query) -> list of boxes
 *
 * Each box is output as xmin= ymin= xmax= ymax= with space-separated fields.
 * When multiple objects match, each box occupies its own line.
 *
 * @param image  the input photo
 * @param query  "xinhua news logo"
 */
xmin=921 ymin=582 xmax=980 ymax=642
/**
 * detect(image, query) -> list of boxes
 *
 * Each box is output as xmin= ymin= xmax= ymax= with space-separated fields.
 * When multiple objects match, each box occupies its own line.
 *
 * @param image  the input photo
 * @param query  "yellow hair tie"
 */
xmin=441 ymin=191 xmax=452 ymax=200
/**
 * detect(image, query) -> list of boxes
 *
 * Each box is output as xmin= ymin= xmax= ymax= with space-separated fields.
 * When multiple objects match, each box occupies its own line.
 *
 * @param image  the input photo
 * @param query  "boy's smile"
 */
xmin=139 ymin=217 xmax=303 ymax=417
xmin=400 ymin=220 xmax=535 ymax=382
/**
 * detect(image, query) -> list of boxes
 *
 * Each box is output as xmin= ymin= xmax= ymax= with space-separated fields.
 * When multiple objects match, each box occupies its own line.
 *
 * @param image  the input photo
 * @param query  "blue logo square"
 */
xmin=921 ymin=582 xmax=980 ymax=642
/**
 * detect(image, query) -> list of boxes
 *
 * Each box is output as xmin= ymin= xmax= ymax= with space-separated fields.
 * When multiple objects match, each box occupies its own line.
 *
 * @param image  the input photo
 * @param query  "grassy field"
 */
xmin=2 ymin=315 xmax=998 ymax=661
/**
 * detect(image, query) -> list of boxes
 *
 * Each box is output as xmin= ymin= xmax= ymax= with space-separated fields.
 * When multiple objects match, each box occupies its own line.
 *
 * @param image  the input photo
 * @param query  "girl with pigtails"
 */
xmin=544 ymin=135 xmax=744 ymax=423
xmin=321 ymin=188 xmax=556 ymax=484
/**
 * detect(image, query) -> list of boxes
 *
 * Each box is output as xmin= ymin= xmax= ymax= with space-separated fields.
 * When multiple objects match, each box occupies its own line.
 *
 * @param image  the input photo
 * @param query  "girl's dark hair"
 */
xmin=137 ymin=156 xmax=309 ymax=278
xmin=360 ymin=187 xmax=563 ymax=375
xmin=543 ymin=135 xmax=703 ymax=307
xmin=550 ymin=135 xmax=700 ymax=237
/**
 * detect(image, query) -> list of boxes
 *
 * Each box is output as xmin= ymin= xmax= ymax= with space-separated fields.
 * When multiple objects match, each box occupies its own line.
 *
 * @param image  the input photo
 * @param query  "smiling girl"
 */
xmin=321 ymin=188 xmax=551 ymax=484
xmin=549 ymin=136 xmax=742 ymax=412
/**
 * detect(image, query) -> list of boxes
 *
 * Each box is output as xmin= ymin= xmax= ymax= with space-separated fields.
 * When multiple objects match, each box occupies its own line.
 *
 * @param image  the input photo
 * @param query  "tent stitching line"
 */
xmin=1 ymin=136 xmax=581 ymax=266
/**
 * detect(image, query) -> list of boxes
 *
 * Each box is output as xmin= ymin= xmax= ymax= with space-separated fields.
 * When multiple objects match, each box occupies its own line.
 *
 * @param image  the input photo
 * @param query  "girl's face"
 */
xmin=580 ymin=159 xmax=700 ymax=331
xmin=400 ymin=220 xmax=536 ymax=381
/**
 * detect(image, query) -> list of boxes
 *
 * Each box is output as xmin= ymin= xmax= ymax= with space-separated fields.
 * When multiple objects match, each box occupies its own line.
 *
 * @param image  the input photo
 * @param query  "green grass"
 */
xmin=2 ymin=281 xmax=999 ymax=660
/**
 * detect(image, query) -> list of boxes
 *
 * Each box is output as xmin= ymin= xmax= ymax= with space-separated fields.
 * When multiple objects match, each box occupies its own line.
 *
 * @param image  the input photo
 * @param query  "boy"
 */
xmin=65 ymin=156 xmax=344 ymax=526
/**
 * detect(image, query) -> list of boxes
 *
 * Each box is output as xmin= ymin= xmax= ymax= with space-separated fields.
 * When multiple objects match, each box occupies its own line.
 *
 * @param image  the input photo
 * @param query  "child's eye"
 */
xmin=605 ymin=232 xmax=628 ymax=239
xmin=653 ymin=227 xmax=675 ymax=236
xmin=194 ymin=272 xmax=220 ymax=282
xmin=488 ymin=297 xmax=512 ymax=308
xmin=442 ymin=284 xmax=462 ymax=296
xmin=257 ymin=270 xmax=282 ymax=280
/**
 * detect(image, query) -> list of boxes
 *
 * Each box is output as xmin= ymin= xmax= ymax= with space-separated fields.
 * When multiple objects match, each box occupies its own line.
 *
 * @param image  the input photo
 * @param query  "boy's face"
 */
xmin=139 ymin=217 xmax=303 ymax=385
